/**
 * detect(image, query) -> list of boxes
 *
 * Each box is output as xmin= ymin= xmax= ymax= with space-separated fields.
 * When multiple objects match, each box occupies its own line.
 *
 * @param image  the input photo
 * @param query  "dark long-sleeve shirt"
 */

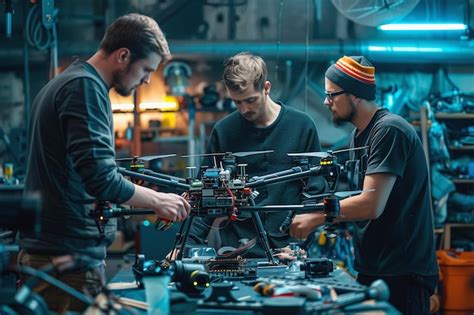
xmin=188 ymin=103 xmax=327 ymax=257
xmin=20 ymin=60 xmax=135 ymax=263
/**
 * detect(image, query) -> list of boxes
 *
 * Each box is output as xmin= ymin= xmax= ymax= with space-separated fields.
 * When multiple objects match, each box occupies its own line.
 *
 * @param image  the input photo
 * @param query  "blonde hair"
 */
xmin=223 ymin=52 xmax=267 ymax=92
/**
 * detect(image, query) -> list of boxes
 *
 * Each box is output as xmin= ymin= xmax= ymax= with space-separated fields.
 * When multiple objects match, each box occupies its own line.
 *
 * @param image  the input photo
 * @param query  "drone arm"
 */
xmin=238 ymin=203 xmax=325 ymax=214
xmin=141 ymin=169 xmax=187 ymax=184
xmin=245 ymin=165 xmax=323 ymax=188
xmin=106 ymin=208 xmax=155 ymax=217
xmin=118 ymin=167 xmax=190 ymax=191
xmin=248 ymin=166 xmax=304 ymax=182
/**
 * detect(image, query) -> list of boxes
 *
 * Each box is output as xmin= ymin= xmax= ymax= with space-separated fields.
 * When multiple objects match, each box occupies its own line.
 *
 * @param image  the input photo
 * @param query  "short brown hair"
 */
xmin=99 ymin=13 xmax=171 ymax=63
xmin=223 ymin=52 xmax=267 ymax=92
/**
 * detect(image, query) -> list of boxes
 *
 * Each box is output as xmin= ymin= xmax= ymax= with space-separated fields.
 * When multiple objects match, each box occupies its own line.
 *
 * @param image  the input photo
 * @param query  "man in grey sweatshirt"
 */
xmin=19 ymin=13 xmax=190 ymax=313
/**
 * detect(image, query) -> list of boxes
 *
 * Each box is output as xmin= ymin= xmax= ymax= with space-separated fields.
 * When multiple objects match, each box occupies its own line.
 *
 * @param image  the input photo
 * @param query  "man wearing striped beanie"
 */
xmin=290 ymin=56 xmax=439 ymax=314
xmin=324 ymin=55 xmax=376 ymax=124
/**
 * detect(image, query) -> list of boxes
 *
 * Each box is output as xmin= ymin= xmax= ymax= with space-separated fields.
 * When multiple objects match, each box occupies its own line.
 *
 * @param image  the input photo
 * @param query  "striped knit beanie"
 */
xmin=325 ymin=56 xmax=376 ymax=101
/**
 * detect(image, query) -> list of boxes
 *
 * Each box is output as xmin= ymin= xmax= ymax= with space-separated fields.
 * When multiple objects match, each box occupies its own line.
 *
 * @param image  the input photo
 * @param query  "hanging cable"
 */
xmin=442 ymin=67 xmax=460 ymax=90
xmin=50 ymin=18 xmax=58 ymax=77
xmin=25 ymin=2 xmax=59 ymax=77
xmin=274 ymin=0 xmax=284 ymax=90
xmin=304 ymin=0 xmax=310 ymax=112
xmin=26 ymin=4 xmax=50 ymax=50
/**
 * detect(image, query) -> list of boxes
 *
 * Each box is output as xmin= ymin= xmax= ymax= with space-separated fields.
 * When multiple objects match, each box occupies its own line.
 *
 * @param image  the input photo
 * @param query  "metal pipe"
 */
xmin=169 ymin=40 xmax=474 ymax=64
xmin=4 ymin=39 xmax=474 ymax=64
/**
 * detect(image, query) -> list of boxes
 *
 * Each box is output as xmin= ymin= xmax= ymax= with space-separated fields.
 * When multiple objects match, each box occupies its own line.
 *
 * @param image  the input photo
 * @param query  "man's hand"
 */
xmin=273 ymin=246 xmax=306 ymax=261
xmin=154 ymin=192 xmax=191 ymax=222
xmin=289 ymin=213 xmax=325 ymax=240
xmin=125 ymin=184 xmax=191 ymax=221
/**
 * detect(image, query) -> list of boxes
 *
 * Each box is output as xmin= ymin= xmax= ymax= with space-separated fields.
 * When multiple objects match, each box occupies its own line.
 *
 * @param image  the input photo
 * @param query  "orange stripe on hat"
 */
xmin=335 ymin=56 xmax=375 ymax=85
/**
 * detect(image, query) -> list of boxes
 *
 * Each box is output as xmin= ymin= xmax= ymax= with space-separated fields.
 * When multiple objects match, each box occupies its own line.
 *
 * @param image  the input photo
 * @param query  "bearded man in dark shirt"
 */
xmin=290 ymin=55 xmax=439 ymax=314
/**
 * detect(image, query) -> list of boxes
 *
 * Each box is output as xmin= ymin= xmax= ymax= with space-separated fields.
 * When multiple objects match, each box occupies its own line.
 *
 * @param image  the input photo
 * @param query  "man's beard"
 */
xmin=332 ymin=100 xmax=356 ymax=126
xmin=115 ymin=86 xmax=134 ymax=97
xmin=112 ymin=66 xmax=134 ymax=96
xmin=240 ymin=97 xmax=265 ymax=124
xmin=242 ymin=111 xmax=257 ymax=122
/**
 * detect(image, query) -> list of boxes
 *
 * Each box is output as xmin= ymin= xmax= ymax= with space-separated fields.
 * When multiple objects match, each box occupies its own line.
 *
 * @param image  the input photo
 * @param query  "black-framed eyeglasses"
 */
xmin=325 ymin=90 xmax=346 ymax=102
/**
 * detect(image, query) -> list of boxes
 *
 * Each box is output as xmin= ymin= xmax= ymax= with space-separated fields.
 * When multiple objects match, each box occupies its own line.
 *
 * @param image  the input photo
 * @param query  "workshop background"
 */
xmin=0 ymin=0 xmax=473 ymax=313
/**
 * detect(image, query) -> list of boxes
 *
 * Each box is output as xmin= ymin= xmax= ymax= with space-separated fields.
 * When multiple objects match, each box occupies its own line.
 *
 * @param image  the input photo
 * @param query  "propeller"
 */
xmin=182 ymin=150 xmax=273 ymax=158
xmin=115 ymin=153 xmax=176 ymax=162
xmin=233 ymin=150 xmax=274 ymax=157
xmin=287 ymin=146 xmax=369 ymax=158
xmin=182 ymin=152 xmax=226 ymax=158
xmin=288 ymin=151 xmax=329 ymax=158
xmin=302 ymin=189 xmax=375 ymax=200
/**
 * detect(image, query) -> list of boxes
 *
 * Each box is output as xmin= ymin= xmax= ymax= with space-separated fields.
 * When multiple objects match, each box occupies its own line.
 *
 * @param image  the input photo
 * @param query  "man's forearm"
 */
xmin=337 ymin=194 xmax=378 ymax=222
xmin=336 ymin=173 xmax=397 ymax=222
xmin=124 ymin=184 xmax=159 ymax=209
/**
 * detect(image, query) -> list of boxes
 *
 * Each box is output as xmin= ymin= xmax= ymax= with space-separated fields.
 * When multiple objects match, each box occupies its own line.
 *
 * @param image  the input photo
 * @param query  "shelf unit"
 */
xmin=435 ymin=112 xmax=474 ymax=119
xmin=433 ymin=111 xmax=474 ymax=250
xmin=442 ymin=223 xmax=474 ymax=249
xmin=448 ymin=145 xmax=474 ymax=151
xmin=451 ymin=179 xmax=474 ymax=184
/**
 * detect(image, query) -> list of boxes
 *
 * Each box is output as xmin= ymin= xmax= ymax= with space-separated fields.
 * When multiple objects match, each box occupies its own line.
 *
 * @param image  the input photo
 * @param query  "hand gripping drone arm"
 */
xmin=245 ymin=163 xmax=339 ymax=234
xmin=238 ymin=198 xmax=339 ymax=224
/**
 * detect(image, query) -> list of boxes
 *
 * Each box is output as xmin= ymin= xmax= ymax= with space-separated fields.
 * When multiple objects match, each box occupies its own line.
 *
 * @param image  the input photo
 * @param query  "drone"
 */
xmin=90 ymin=146 xmax=370 ymax=263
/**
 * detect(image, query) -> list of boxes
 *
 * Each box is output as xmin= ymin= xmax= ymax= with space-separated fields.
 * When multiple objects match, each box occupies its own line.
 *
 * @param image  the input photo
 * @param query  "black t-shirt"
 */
xmin=189 ymin=103 xmax=327 ymax=257
xmin=350 ymin=109 xmax=438 ymax=277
